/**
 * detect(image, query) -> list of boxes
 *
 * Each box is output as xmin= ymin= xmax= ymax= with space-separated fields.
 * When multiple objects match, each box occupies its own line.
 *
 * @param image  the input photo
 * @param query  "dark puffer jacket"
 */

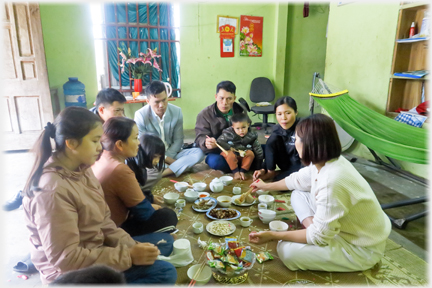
xmin=217 ymin=127 xmax=263 ymax=165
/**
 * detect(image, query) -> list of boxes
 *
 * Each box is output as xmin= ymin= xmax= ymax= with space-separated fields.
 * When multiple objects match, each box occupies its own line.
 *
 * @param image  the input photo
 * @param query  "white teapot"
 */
xmin=209 ymin=178 xmax=224 ymax=193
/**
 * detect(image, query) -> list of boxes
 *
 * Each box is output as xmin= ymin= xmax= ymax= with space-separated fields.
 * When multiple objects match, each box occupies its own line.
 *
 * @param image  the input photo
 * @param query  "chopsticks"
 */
xmin=188 ymin=262 xmax=206 ymax=287
xmin=206 ymin=135 xmax=228 ymax=156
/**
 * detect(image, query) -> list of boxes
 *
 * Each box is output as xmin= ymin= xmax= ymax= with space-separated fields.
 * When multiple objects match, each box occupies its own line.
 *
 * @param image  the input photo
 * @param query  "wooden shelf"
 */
xmin=400 ymin=2 xmax=429 ymax=10
xmin=386 ymin=2 xmax=429 ymax=114
xmin=391 ymin=75 xmax=429 ymax=80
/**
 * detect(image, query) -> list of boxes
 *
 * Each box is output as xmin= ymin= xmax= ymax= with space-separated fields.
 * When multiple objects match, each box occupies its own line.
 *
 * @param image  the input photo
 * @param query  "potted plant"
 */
xmin=118 ymin=47 xmax=162 ymax=93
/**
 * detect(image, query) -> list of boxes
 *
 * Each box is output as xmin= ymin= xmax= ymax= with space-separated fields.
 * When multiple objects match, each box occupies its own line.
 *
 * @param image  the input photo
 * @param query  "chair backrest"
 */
xmin=250 ymin=77 xmax=275 ymax=103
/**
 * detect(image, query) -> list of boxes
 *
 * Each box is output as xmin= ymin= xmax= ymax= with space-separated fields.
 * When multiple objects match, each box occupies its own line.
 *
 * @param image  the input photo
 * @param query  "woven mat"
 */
xmin=152 ymin=169 xmax=428 ymax=286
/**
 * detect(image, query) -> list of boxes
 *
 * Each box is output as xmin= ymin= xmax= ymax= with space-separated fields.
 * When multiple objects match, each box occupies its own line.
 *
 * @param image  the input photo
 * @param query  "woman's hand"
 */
xmin=253 ymin=169 xmax=266 ymax=181
xmin=153 ymin=195 xmax=164 ymax=205
xmin=129 ymin=243 xmax=160 ymax=265
xmin=249 ymin=179 xmax=267 ymax=192
xmin=249 ymin=231 xmax=274 ymax=244
xmin=151 ymin=204 xmax=162 ymax=210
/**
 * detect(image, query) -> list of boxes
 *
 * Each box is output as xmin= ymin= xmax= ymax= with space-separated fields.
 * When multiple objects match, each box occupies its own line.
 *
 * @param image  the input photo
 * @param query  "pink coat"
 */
xmin=23 ymin=156 xmax=137 ymax=284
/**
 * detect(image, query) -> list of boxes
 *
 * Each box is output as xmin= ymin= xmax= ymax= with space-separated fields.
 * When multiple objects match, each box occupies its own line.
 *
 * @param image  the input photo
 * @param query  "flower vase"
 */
xmin=133 ymin=79 xmax=143 ymax=93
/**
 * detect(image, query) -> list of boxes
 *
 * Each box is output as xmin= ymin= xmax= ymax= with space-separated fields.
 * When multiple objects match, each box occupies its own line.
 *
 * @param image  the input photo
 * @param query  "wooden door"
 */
xmin=2 ymin=3 xmax=53 ymax=151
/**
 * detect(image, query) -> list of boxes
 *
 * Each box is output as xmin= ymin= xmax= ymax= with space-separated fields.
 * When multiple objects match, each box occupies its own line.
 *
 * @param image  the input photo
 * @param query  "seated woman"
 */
xmin=253 ymin=96 xmax=303 ymax=182
xmin=249 ymin=113 xmax=391 ymax=272
xmin=22 ymin=107 xmax=176 ymax=285
xmin=92 ymin=117 xmax=177 ymax=236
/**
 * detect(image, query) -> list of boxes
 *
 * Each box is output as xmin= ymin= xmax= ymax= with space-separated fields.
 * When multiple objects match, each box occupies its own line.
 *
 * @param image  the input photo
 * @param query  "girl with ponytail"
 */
xmin=22 ymin=107 xmax=177 ymax=285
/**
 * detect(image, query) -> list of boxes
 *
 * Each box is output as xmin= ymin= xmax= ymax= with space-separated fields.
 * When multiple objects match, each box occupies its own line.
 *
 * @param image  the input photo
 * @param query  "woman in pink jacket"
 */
xmin=22 ymin=107 xmax=177 ymax=285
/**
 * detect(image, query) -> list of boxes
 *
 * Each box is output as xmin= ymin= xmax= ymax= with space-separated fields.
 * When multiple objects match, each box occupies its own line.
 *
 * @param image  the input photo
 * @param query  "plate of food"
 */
xmin=206 ymin=220 xmax=236 ymax=236
xmin=192 ymin=197 xmax=217 ymax=212
xmin=231 ymin=194 xmax=256 ymax=206
xmin=206 ymin=208 xmax=241 ymax=221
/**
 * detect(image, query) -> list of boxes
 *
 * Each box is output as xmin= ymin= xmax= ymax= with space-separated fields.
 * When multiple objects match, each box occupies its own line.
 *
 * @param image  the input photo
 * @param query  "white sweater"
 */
xmin=285 ymin=156 xmax=391 ymax=247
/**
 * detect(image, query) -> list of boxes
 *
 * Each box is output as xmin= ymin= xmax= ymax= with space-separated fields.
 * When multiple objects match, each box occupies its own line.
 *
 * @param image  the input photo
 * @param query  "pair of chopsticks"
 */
xmin=206 ymin=135 xmax=228 ymax=156
xmin=188 ymin=262 xmax=206 ymax=287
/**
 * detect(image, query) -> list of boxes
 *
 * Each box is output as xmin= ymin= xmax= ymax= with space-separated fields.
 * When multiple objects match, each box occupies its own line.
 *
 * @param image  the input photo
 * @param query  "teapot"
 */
xmin=209 ymin=178 xmax=224 ymax=193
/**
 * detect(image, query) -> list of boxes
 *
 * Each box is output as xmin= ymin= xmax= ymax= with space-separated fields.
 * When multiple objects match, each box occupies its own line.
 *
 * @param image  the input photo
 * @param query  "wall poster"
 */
xmin=239 ymin=15 xmax=263 ymax=57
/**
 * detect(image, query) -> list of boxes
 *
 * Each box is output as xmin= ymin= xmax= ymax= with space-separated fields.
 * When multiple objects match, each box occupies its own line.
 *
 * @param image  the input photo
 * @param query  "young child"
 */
xmin=126 ymin=133 xmax=166 ymax=204
xmin=22 ymin=107 xmax=177 ymax=285
xmin=217 ymin=113 xmax=263 ymax=180
xmin=92 ymin=118 xmax=178 ymax=236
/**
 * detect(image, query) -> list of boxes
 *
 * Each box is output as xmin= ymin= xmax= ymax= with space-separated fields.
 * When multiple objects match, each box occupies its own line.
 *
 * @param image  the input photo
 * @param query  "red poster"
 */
xmin=239 ymin=15 xmax=263 ymax=57
xmin=220 ymin=24 xmax=235 ymax=57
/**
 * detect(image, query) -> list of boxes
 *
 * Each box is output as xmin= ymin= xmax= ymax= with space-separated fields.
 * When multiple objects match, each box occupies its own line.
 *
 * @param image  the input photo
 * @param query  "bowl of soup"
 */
xmin=217 ymin=196 xmax=232 ymax=208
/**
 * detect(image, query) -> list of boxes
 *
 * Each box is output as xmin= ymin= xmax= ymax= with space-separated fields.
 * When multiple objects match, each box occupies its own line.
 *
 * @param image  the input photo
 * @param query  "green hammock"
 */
xmin=313 ymin=94 xmax=428 ymax=164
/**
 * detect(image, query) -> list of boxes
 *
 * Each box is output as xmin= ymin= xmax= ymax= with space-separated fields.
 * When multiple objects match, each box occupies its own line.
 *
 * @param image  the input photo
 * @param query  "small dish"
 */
xmin=163 ymin=192 xmax=180 ymax=205
xmin=192 ymin=197 xmax=217 ymax=212
xmin=206 ymin=220 xmax=236 ymax=236
xmin=256 ymin=189 xmax=269 ymax=195
xmin=258 ymin=195 xmax=275 ymax=207
xmin=184 ymin=189 xmax=199 ymax=202
xmin=269 ymin=220 xmax=289 ymax=232
xmin=187 ymin=264 xmax=212 ymax=285
xmin=193 ymin=182 xmax=207 ymax=192
xmin=174 ymin=182 xmax=189 ymax=192
xmin=219 ymin=176 xmax=233 ymax=185
xmin=216 ymin=195 xmax=232 ymax=208
xmin=198 ymin=192 xmax=210 ymax=198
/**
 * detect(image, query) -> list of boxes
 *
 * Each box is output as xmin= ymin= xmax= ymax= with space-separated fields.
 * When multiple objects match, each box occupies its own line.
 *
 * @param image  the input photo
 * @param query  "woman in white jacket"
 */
xmin=249 ymin=113 xmax=391 ymax=272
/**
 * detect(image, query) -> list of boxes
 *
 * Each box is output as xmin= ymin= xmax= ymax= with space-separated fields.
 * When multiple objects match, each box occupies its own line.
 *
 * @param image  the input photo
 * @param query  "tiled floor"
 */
xmin=1 ymin=129 xmax=427 ymax=286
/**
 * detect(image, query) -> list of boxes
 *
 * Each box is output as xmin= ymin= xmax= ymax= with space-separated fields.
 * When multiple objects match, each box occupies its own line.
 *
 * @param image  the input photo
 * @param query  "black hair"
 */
xmin=230 ymin=113 xmax=251 ymax=125
xmin=216 ymin=81 xmax=236 ymax=94
xmin=51 ymin=265 xmax=126 ymax=284
xmin=139 ymin=133 xmax=166 ymax=171
xmin=100 ymin=117 xmax=136 ymax=151
xmin=145 ymin=80 xmax=167 ymax=98
xmin=296 ymin=113 xmax=341 ymax=166
xmin=23 ymin=107 xmax=103 ymax=197
xmin=95 ymin=88 xmax=126 ymax=109
xmin=274 ymin=96 xmax=297 ymax=113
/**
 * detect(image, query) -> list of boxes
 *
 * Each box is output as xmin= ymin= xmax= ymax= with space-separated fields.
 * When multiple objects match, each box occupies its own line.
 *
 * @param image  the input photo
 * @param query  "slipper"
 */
xmin=13 ymin=253 xmax=37 ymax=274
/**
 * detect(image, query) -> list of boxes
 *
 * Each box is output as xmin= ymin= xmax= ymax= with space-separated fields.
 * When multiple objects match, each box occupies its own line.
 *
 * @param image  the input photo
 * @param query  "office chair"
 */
xmin=249 ymin=77 xmax=275 ymax=134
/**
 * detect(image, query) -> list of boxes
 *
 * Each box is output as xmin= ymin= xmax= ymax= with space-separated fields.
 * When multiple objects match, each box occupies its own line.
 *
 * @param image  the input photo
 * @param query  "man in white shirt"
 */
xmin=134 ymin=81 xmax=205 ymax=178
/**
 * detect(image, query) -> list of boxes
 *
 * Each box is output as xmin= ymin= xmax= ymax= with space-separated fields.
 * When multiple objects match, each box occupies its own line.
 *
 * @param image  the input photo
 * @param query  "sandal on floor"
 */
xmin=13 ymin=253 xmax=37 ymax=274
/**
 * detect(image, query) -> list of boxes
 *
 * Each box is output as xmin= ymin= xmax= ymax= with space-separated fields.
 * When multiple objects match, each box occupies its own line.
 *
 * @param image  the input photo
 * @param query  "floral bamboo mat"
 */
xmin=152 ymin=169 xmax=428 ymax=286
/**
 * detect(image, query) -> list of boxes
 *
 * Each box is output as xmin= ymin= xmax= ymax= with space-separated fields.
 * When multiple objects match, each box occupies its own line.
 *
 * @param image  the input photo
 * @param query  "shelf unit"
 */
xmin=386 ymin=2 xmax=429 ymax=115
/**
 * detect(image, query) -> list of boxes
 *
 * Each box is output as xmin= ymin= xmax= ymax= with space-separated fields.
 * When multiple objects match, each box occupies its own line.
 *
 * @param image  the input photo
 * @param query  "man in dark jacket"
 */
xmin=194 ymin=81 xmax=246 ymax=172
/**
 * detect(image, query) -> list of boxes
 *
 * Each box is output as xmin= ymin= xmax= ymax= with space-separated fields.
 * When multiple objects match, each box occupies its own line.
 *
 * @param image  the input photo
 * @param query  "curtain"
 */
xmin=105 ymin=3 xmax=180 ymax=97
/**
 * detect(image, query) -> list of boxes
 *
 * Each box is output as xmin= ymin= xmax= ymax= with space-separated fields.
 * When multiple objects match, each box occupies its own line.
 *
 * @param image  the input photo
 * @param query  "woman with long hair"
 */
xmin=22 ymin=107 xmax=177 ymax=284
xmin=92 ymin=117 xmax=177 ymax=236
xmin=249 ymin=113 xmax=391 ymax=272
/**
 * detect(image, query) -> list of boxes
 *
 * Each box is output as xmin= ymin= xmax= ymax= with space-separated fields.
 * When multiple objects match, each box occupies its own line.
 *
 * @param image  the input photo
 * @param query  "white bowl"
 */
xmin=269 ymin=220 xmax=289 ymax=232
xmin=256 ymin=189 xmax=269 ymax=195
xmin=193 ymin=182 xmax=207 ymax=192
xmin=258 ymin=195 xmax=275 ymax=207
xmin=174 ymin=182 xmax=189 ymax=192
xmin=198 ymin=192 xmax=210 ymax=198
xmin=258 ymin=209 xmax=276 ymax=223
xmin=219 ymin=176 xmax=233 ymax=185
xmin=217 ymin=195 xmax=232 ymax=208
xmin=184 ymin=189 xmax=199 ymax=202
xmin=187 ymin=264 xmax=212 ymax=285
xmin=163 ymin=192 xmax=180 ymax=205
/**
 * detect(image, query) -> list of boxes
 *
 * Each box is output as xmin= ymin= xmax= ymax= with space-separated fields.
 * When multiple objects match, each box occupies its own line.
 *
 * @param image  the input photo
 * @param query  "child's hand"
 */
xmin=151 ymin=204 xmax=162 ymax=210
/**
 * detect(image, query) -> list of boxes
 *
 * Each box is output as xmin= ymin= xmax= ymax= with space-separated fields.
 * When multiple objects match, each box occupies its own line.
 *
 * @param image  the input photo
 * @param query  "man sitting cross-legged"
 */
xmin=134 ymin=80 xmax=205 ymax=181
